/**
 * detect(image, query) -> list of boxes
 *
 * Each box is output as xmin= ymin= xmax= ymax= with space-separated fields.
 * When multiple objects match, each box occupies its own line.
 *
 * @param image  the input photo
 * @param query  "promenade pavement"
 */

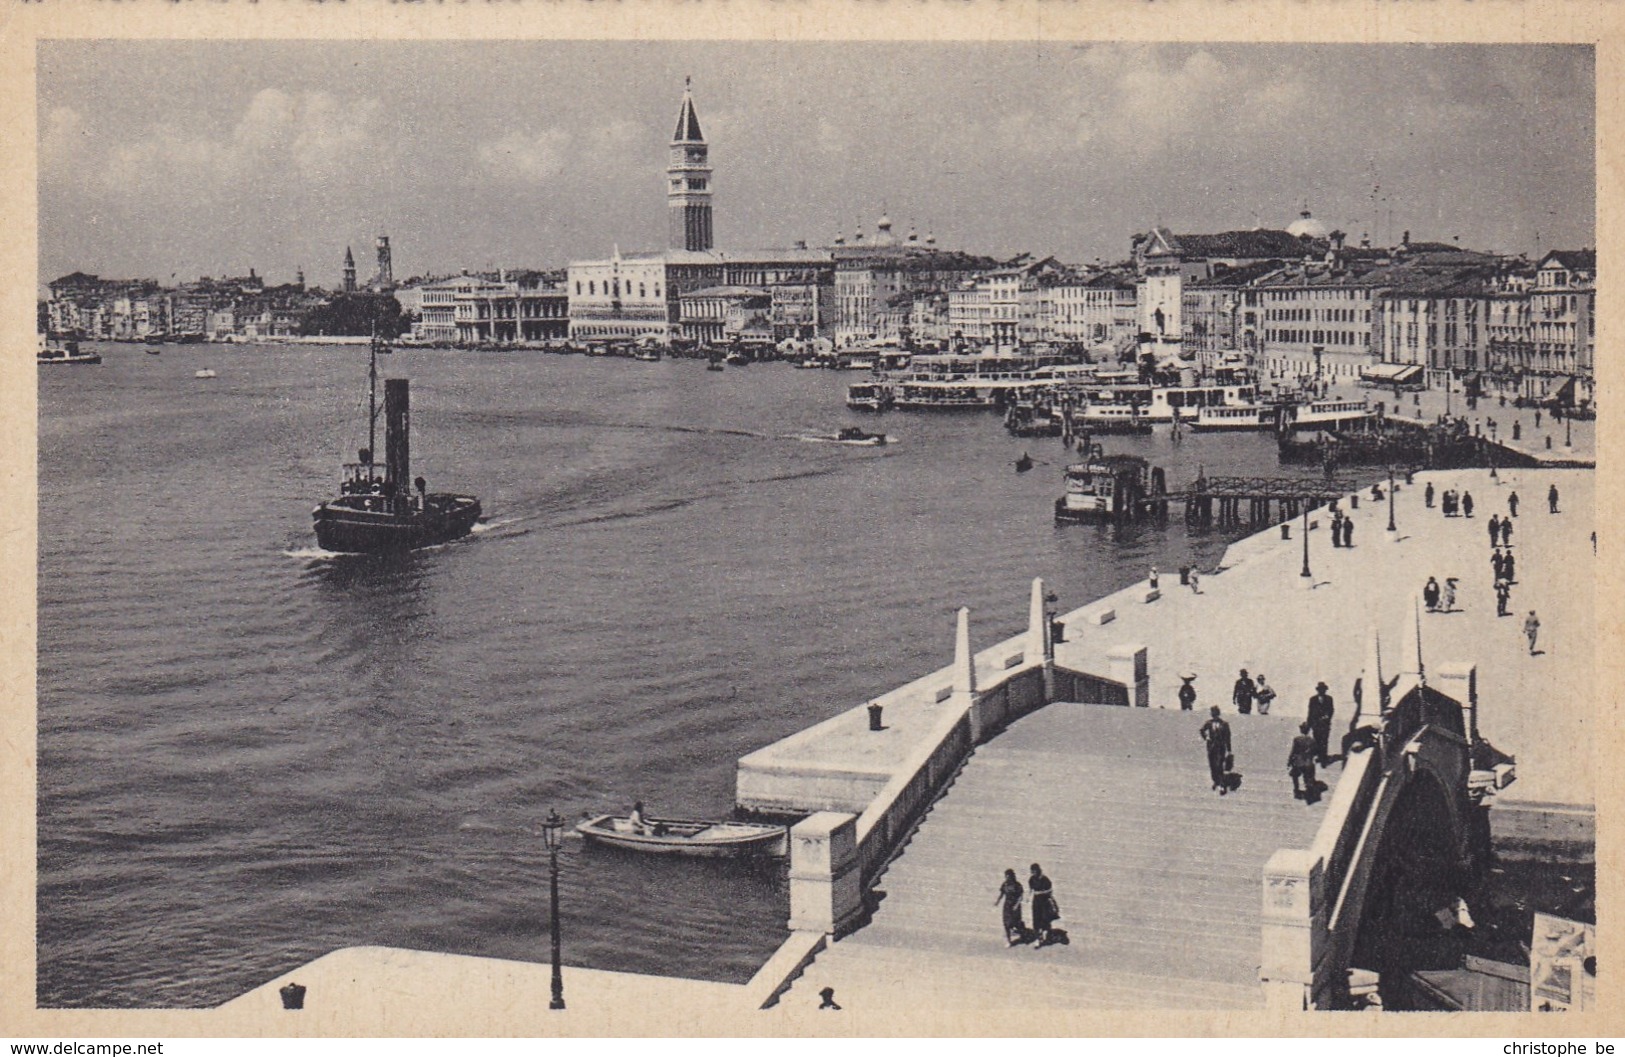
xmin=1054 ymin=467 xmax=1595 ymax=806
xmin=1323 ymin=378 xmax=1594 ymax=465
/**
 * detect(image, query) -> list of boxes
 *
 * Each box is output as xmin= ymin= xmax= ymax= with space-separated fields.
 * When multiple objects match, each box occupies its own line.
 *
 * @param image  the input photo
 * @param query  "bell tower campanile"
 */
xmin=667 ymin=78 xmax=713 ymax=252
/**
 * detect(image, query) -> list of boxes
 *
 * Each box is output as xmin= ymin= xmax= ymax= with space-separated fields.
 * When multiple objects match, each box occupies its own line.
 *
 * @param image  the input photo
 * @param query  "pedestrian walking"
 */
xmin=817 ymin=987 xmax=842 ymax=1010
xmin=1524 ymin=611 xmax=1541 ymax=654
xmin=1495 ymin=579 xmax=1511 ymax=617
xmin=1189 ymin=567 xmax=1201 ymax=594
xmin=1500 ymin=518 xmax=1513 ymax=547
xmin=1423 ymin=575 xmax=1441 ymax=611
xmin=1425 ymin=481 xmax=1436 ymax=508
xmin=1149 ymin=566 xmax=1159 ymax=590
xmin=1177 ymin=672 xmax=1198 ymax=711
xmin=1307 ymin=682 xmax=1336 ymax=764
xmin=1028 ymin=864 xmax=1060 ymax=946
xmin=1462 ymin=491 xmax=1475 ymax=518
xmin=1232 ymin=669 xmax=1256 ymax=715
xmin=1288 ymin=722 xmax=1318 ymax=799
xmin=1330 ymin=510 xmax=1344 ymax=548
xmin=1504 ymin=550 xmax=1516 ymax=584
xmin=1442 ymin=578 xmax=1458 ymax=613
xmin=1535 ymin=409 xmax=1542 ymax=428
xmin=1508 ymin=491 xmax=1519 ymax=517
xmin=1488 ymin=514 xmax=1501 ymax=548
xmin=1200 ymin=706 xmax=1233 ymax=795
xmin=1548 ymin=484 xmax=1560 ymax=513
xmin=1342 ymin=516 xmax=1354 ymax=548
xmin=1255 ymin=675 xmax=1277 ymax=716
xmin=1492 ymin=548 xmax=1506 ymax=582
xmin=995 ymin=868 xmax=1026 ymax=946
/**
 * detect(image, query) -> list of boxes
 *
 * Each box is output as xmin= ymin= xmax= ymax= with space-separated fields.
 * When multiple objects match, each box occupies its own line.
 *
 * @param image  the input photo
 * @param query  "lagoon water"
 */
xmin=37 ymin=344 xmax=1328 ymax=1006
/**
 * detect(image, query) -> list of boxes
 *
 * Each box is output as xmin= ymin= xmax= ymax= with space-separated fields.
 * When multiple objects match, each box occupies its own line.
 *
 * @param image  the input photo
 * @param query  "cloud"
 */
xmin=478 ymin=128 xmax=571 ymax=181
xmin=87 ymin=88 xmax=383 ymax=197
xmin=585 ymin=119 xmax=641 ymax=159
xmin=40 ymin=106 xmax=88 ymax=171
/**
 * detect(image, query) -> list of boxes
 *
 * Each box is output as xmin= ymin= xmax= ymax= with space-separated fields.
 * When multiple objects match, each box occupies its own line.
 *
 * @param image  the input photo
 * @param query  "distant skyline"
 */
xmin=38 ymin=41 xmax=1595 ymax=289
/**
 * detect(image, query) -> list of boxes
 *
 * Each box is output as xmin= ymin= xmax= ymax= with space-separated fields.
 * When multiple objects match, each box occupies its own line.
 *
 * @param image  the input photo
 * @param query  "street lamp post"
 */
xmin=1387 ymin=467 xmax=1397 ymax=533
xmin=542 ymin=809 xmax=566 ymax=1011
xmin=1300 ymin=504 xmax=1312 ymax=582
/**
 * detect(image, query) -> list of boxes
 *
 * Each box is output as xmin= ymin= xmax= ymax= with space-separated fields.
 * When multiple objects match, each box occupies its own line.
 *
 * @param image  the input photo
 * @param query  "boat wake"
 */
xmin=793 ymin=431 xmax=895 ymax=446
xmin=284 ymin=546 xmax=345 ymax=561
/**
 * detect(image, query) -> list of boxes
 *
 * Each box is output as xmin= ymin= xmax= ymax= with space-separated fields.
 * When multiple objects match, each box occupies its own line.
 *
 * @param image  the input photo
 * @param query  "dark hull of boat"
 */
xmin=38 ymin=353 xmax=102 ymax=365
xmin=1077 ymin=420 xmax=1154 ymax=435
xmin=312 ymin=496 xmax=482 ymax=553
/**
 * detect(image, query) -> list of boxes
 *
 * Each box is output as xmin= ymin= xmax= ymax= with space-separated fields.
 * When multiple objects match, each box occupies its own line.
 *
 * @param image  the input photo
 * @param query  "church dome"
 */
xmin=1287 ymin=209 xmax=1330 ymax=240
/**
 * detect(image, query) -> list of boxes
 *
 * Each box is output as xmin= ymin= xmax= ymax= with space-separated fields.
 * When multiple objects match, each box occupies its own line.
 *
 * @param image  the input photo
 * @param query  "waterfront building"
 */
xmin=444 ymin=269 xmax=569 ymax=344
xmin=1180 ymin=260 xmax=1284 ymax=368
xmin=1527 ymin=249 xmax=1595 ymax=403
xmin=678 ymin=285 xmax=771 ymax=344
xmin=1043 ymin=269 xmax=1139 ymax=356
xmin=838 ymin=225 xmax=999 ymax=347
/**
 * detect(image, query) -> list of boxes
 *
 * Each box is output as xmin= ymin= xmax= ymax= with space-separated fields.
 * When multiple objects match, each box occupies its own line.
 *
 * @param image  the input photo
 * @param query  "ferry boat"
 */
xmin=1078 ymin=382 xmax=1257 ymax=429
xmin=37 ymin=336 xmax=101 ymax=365
xmin=1004 ymin=402 xmax=1065 ymax=437
xmin=312 ymin=333 xmax=482 ymax=553
xmin=1275 ymin=399 xmax=1375 ymax=432
xmin=846 ymin=380 xmax=895 ymax=412
xmin=1192 ymin=404 xmax=1274 ymax=432
xmin=1053 ymin=451 xmax=1165 ymax=523
xmin=1072 ymin=403 xmax=1153 ymax=435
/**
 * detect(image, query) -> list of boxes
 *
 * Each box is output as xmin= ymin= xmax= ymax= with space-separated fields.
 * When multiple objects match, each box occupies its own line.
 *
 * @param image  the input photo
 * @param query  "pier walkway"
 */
xmin=782 ymin=704 xmax=1326 ymax=1010
xmin=1325 ymin=379 xmax=1595 ymax=466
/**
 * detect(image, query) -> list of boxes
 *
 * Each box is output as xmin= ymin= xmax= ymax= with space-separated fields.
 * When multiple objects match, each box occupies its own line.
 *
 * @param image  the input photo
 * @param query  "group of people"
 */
xmin=1422 ymin=574 xmax=1459 ymax=613
xmin=1194 ymin=679 xmax=1337 ymax=804
xmin=1433 ymin=486 xmax=1474 ymax=518
xmin=1328 ymin=508 xmax=1356 ymax=548
xmin=994 ymin=864 xmax=1062 ymax=947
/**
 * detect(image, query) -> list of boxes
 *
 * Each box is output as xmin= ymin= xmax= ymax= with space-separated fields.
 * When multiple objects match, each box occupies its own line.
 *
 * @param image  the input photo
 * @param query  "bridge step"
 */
xmin=797 ymin=702 xmax=1330 ymax=1005
xmin=792 ymin=937 xmax=1265 ymax=1011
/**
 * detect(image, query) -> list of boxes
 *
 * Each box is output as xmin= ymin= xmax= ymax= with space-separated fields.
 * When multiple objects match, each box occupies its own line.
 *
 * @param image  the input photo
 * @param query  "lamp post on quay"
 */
xmin=542 ymin=808 xmax=566 ymax=1011
xmin=1387 ymin=466 xmax=1397 ymax=534
xmin=1300 ymin=503 xmax=1312 ymax=584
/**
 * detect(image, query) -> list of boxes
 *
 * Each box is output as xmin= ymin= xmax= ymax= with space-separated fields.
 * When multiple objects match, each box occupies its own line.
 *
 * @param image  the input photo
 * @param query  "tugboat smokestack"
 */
xmin=384 ymin=379 xmax=410 ymax=493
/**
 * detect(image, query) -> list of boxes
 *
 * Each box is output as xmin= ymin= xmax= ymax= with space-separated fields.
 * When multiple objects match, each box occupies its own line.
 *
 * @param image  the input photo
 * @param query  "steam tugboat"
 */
xmin=312 ymin=333 xmax=481 ymax=552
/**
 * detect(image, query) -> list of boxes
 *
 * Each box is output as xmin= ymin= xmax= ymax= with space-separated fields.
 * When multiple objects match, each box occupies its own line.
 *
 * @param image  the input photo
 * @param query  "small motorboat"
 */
xmin=575 ymin=814 xmax=787 ymax=857
xmin=195 ymin=368 xmax=217 ymax=379
xmin=835 ymin=426 xmax=888 ymax=446
xmin=146 ymin=347 xmax=162 ymax=355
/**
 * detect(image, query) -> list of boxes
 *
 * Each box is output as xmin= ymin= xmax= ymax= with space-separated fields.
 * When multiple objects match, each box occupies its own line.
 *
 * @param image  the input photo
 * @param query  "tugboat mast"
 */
xmin=368 ymin=322 xmax=380 ymax=477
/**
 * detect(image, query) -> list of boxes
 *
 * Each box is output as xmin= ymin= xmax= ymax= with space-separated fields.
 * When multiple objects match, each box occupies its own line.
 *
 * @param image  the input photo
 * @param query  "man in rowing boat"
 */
xmin=628 ymin=800 xmax=653 ymax=836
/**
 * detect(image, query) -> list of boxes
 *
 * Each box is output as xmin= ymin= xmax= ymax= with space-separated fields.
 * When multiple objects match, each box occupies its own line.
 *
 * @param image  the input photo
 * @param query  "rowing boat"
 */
xmin=575 ymin=814 xmax=787 ymax=857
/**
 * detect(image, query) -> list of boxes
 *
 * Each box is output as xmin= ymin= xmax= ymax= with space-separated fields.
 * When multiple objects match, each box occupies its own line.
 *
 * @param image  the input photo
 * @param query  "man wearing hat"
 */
xmin=1307 ymin=681 xmax=1336 ymax=764
xmin=1177 ymin=671 xmax=1198 ymax=711
xmin=1199 ymin=706 xmax=1232 ymax=794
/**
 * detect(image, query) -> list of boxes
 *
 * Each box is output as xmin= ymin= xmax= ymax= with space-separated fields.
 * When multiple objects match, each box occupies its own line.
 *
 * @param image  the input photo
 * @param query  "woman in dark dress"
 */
xmin=994 ymin=868 xmax=1026 ymax=946
xmin=1029 ymin=863 xmax=1059 ymax=946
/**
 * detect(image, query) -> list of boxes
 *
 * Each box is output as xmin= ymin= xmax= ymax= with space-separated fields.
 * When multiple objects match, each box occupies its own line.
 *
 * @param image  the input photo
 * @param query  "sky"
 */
xmin=37 ymin=41 xmax=1595 ymax=289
